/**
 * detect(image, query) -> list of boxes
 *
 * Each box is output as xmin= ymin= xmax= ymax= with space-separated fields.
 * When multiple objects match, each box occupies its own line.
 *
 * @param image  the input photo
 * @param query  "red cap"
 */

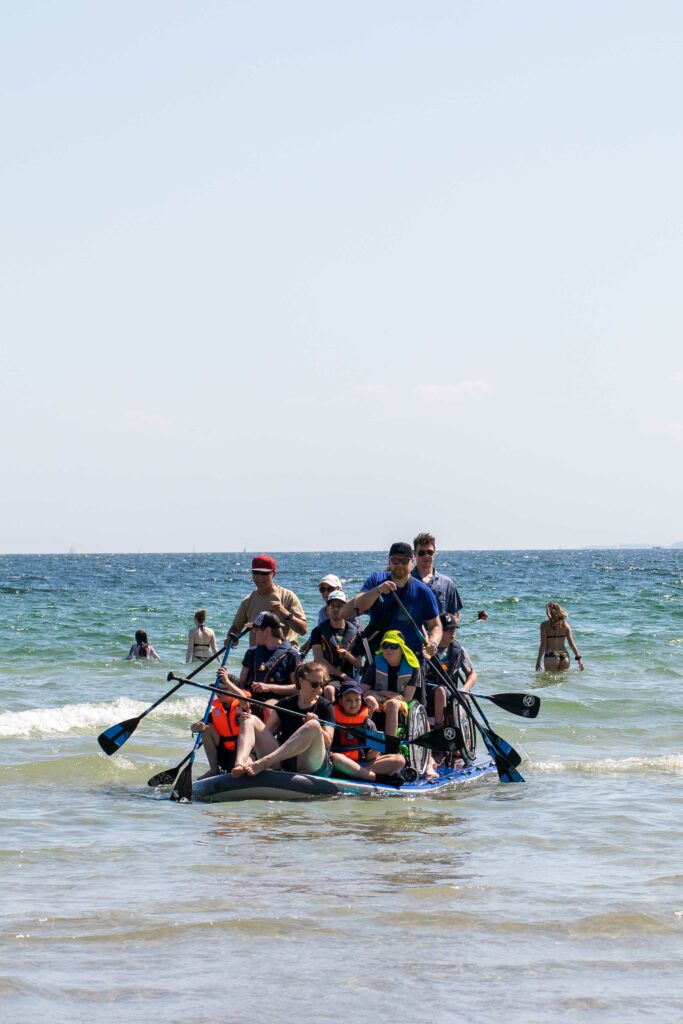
xmin=252 ymin=554 xmax=276 ymax=574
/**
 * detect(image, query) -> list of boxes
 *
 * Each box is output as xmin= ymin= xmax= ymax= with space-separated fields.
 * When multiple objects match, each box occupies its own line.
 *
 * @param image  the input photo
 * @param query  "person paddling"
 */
xmin=231 ymin=662 xmax=336 ymax=778
xmin=218 ymin=611 xmax=299 ymax=708
xmin=310 ymin=589 xmax=363 ymax=694
xmin=190 ymin=679 xmax=250 ymax=778
xmin=340 ymin=541 xmax=441 ymax=664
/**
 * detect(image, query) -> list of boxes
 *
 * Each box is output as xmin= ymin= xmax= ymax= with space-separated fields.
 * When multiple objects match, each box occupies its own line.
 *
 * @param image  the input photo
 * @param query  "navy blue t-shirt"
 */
xmin=242 ymin=642 xmax=299 ymax=688
xmin=360 ymin=573 xmax=439 ymax=655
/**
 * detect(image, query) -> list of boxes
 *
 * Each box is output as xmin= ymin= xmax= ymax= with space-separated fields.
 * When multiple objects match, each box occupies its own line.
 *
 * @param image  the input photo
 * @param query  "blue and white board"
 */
xmin=192 ymin=758 xmax=497 ymax=802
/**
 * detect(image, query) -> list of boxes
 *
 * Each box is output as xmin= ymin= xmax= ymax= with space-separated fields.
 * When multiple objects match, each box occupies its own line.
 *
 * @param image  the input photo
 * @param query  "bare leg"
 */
xmin=434 ymin=687 xmax=447 ymax=727
xmin=249 ymin=720 xmax=327 ymax=776
xmin=198 ymin=724 xmax=221 ymax=778
xmin=383 ymin=698 xmax=401 ymax=736
xmin=330 ymin=752 xmax=377 ymax=780
xmin=231 ymin=715 xmax=278 ymax=777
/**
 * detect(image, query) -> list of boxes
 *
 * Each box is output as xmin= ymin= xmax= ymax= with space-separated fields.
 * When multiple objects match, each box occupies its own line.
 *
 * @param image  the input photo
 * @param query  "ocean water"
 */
xmin=1 ymin=549 xmax=682 ymax=1024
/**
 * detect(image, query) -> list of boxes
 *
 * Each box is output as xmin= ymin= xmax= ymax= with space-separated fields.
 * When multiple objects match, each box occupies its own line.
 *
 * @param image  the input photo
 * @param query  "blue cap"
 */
xmin=339 ymin=679 xmax=363 ymax=696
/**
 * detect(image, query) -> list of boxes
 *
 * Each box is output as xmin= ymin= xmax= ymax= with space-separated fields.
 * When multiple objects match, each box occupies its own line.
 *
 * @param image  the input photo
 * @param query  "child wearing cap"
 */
xmin=425 ymin=612 xmax=478 ymax=727
xmin=360 ymin=630 xmax=423 ymax=738
xmin=329 ymin=680 xmax=405 ymax=781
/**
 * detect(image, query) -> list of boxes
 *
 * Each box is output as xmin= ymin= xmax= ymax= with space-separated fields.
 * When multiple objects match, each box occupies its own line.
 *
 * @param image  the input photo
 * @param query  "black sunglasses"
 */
xmin=416 ymin=549 xmax=435 ymax=556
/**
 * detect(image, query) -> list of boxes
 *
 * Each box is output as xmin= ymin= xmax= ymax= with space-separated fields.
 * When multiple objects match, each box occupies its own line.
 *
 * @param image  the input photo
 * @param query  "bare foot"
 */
xmin=247 ymin=758 xmax=265 ymax=776
xmin=231 ymin=763 xmax=249 ymax=778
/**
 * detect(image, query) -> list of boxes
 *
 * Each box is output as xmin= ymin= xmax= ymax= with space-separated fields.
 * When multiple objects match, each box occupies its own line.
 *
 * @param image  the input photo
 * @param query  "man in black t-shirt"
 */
xmin=231 ymin=662 xmax=335 ymax=778
xmin=310 ymin=589 xmax=363 ymax=687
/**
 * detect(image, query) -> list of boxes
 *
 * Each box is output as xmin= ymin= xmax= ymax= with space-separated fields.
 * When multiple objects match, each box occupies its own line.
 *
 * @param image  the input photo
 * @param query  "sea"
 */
xmin=1 ymin=549 xmax=681 ymax=1024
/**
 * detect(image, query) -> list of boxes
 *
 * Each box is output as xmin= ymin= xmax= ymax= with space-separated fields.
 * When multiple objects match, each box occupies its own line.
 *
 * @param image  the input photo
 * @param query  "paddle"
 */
xmin=169 ymin=630 xmax=254 ymax=802
xmin=389 ymin=590 xmax=525 ymax=782
xmin=163 ymin=675 xmax=455 ymax=756
xmin=97 ymin=644 xmax=229 ymax=755
xmin=147 ymin=637 xmax=313 ymax=787
xmin=474 ymin=692 xmax=540 ymax=719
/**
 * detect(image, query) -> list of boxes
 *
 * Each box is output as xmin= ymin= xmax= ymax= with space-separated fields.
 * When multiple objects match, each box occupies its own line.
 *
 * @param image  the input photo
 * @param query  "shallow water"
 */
xmin=1 ymin=550 xmax=682 ymax=1023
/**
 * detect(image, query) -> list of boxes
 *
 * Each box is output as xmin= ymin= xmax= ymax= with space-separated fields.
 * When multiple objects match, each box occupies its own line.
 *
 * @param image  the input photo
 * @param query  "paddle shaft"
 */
xmin=389 ymin=590 xmax=524 ymax=779
xmin=170 ymin=675 xmax=423 ymax=753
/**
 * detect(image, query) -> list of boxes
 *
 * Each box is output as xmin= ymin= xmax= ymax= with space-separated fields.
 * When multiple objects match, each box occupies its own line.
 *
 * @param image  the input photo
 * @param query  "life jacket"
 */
xmin=249 ymin=643 xmax=293 ymax=685
xmin=318 ymin=620 xmax=358 ymax=666
xmin=373 ymin=654 xmax=415 ymax=695
xmin=332 ymin=704 xmax=370 ymax=761
xmin=210 ymin=690 xmax=251 ymax=751
xmin=427 ymin=642 xmax=464 ymax=685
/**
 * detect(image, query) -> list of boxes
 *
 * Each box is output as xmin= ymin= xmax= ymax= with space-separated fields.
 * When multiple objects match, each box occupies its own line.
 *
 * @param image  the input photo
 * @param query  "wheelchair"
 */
xmin=425 ymin=681 xmax=477 ymax=768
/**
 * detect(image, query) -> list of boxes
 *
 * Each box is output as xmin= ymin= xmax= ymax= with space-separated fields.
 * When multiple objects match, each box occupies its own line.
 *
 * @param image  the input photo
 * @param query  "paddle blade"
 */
xmin=484 ymin=728 xmax=522 ymax=767
xmin=170 ymin=763 xmax=194 ymax=803
xmin=147 ymin=754 xmax=191 ymax=788
xmin=480 ymin=730 xmax=525 ymax=783
xmin=97 ymin=717 xmax=140 ymax=756
xmin=489 ymin=693 xmax=541 ymax=719
xmin=411 ymin=726 xmax=463 ymax=753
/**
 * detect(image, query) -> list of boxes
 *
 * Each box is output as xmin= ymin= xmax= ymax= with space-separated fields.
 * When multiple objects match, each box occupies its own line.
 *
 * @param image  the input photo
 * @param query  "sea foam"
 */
xmin=0 ymin=695 xmax=204 ymax=738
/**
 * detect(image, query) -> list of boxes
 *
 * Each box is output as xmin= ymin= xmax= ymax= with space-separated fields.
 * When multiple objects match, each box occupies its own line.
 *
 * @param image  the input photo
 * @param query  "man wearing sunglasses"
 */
xmin=227 ymin=554 xmax=307 ymax=647
xmin=411 ymin=532 xmax=463 ymax=616
xmin=340 ymin=541 xmax=441 ymax=662
xmin=231 ymin=662 xmax=335 ymax=778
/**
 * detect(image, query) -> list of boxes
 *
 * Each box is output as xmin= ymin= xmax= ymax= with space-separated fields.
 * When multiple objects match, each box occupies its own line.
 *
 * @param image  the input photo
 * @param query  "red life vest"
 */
xmin=333 ymin=704 xmax=370 ymax=762
xmin=210 ymin=691 xmax=250 ymax=751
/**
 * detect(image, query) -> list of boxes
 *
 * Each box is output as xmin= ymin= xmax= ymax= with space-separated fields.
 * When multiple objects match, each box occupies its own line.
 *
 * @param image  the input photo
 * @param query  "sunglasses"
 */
xmin=305 ymin=678 xmax=324 ymax=688
xmin=416 ymin=549 xmax=435 ymax=556
xmin=389 ymin=557 xmax=411 ymax=565
xmin=319 ymin=585 xmax=334 ymax=592
xmin=381 ymin=642 xmax=400 ymax=650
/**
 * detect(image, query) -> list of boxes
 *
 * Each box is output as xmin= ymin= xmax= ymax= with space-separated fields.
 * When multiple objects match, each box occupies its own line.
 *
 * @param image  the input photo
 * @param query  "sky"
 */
xmin=1 ymin=0 xmax=681 ymax=553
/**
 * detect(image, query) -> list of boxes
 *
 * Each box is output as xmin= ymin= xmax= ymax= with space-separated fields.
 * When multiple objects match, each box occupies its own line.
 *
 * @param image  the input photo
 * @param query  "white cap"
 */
xmin=326 ymin=589 xmax=347 ymax=603
xmin=319 ymin=574 xmax=342 ymax=589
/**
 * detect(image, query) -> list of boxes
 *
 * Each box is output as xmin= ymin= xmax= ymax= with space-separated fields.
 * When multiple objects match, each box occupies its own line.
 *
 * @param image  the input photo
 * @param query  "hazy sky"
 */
xmin=2 ymin=1 xmax=681 ymax=553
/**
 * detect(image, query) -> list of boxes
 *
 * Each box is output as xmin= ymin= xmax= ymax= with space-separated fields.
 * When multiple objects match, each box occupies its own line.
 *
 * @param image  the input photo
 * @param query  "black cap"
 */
xmin=440 ymin=612 xmax=458 ymax=630
xmin=252 ymin=611 xmax=281 ymax=630
xmin=389 ymin=541 xmax=413 ymax=558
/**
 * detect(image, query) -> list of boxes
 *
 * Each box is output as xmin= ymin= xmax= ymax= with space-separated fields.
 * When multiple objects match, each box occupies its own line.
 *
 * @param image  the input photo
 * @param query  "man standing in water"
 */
xmin=411 ymin=532 xmax=463 ymax=615
xmin=228 ymin=554 xmax=307 ymax=646
xmin=340 ymin=542 xmax=442 ymax=662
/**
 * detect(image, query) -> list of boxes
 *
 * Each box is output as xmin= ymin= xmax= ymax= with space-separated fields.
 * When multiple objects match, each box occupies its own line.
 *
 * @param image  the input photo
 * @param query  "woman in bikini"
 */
xmin=186 ymin=609 xmax=218 ymax=664
xmin=536 ymin=602 xmax=584 ymax=672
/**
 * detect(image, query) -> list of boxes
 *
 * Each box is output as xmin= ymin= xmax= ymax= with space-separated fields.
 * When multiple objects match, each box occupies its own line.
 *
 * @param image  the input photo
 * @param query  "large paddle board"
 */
xmin=192 ymin=758 xmax=497 ymax=802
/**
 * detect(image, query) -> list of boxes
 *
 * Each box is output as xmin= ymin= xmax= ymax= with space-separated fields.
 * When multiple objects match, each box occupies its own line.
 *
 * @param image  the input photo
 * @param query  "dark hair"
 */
xmin=294 ymin=662 xmax=328 ymax=690
xmin=413 ymin=532 xmax=436 ymax=550
xmin=134 ymin=629 xmax=149 ymax=656
xmin=194 ymin=609 xmax=206 ymax=626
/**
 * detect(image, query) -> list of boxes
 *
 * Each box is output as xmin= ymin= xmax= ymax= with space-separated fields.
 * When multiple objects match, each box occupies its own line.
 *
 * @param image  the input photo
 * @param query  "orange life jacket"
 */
xmin=210 ymin=691 xmax=250 ymax=751
xmin=332 ymin=704 xmax=370 ymax=762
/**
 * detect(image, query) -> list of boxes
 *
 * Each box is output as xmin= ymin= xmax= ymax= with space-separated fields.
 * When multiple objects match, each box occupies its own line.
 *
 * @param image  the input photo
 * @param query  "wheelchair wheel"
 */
xmin=406 ymin=701 xmax=430 ymax=776
xmin=448 ymin=695 xmax=476 ymax=763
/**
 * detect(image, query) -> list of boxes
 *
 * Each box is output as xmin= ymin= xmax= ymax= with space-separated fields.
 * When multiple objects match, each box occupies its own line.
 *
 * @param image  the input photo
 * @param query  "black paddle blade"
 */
xmin=147 ymin=754 xmax=191 ymax=787
xmin=488 ymin=693 xmax=541 ymax=719
xmin=97 ymin=717 xmax=140 ymax=756
xmin=170 ymin=764 xmax=194 ymax=803
xmin=376 ymin=773 xmax=404 ymax=788
xmin=480 ymin=731 xmax=525 ymax=783
xmin=484 ymin=727 xmax=522 ymax=767
xmin=411 ymin=725 xmax=462 ymax=753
